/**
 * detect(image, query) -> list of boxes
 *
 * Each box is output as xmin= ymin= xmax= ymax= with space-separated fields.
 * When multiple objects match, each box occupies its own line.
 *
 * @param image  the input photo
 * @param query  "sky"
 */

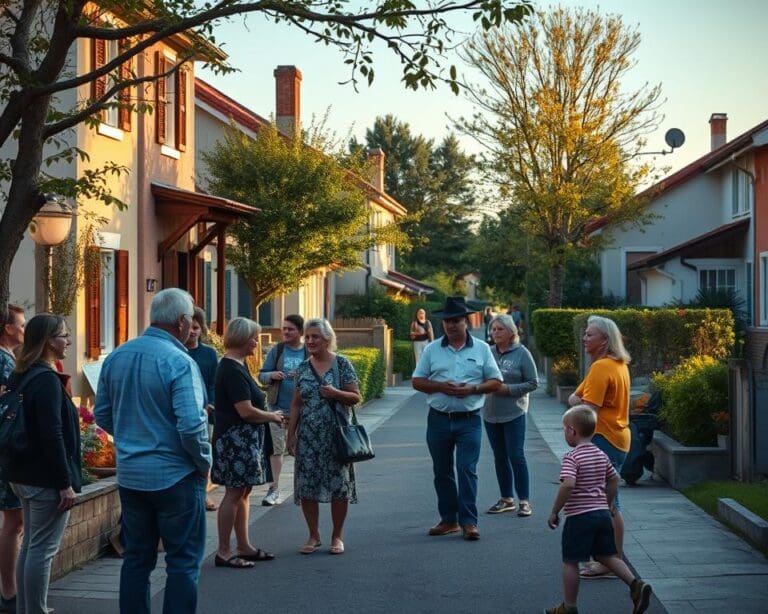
xmin=198 ymin=0 xmax=768 ymax=182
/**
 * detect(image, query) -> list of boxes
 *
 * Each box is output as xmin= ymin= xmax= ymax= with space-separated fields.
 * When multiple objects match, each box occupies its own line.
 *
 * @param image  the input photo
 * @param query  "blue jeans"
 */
xmin=484 ymin=415 xmax=530 ymax=500
xmin=118 ymin=473 xmax=206 ymax=614
xmin=12 ymin=485 xmax=69 ymax=614
xmin=592 ymin=434 xmax=627 ymax=510
xmin=426 ymin=409 xmax=482 ymax=526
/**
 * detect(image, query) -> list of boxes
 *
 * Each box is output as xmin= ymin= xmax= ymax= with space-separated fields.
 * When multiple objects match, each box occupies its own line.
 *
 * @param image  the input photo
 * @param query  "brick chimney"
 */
xmin=274 ymin=65 xmax=302 ymax=139
xmin=367 ymin=148 xmax=385 ymax=192
xmin=709 ymin=113 xmax=727 ymax=151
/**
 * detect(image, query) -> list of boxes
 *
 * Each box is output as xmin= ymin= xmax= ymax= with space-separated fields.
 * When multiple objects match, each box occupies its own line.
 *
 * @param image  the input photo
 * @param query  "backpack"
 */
xmin=265 ymin=342 xmax=309 ymax=406
xmin=0 ymin=366 xmax=49 ymax=465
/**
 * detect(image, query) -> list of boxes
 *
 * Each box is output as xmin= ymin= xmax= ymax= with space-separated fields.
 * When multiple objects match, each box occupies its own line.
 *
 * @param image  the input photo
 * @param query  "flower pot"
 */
xmin=87 ymin=466 xmax=117 ymax=478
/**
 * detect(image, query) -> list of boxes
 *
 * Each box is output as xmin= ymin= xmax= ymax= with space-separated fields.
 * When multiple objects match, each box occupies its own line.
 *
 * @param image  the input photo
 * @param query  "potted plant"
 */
xmin=80 ymin=406 xmax=116 ymax=478
xmin=711 ymin=410 xmax=730 ymax=449
xmin=552 ymin=356 xmax=578 ymax=405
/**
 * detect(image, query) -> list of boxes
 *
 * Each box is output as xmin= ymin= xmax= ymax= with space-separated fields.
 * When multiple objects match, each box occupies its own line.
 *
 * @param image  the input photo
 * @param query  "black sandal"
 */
xmin=214 ymin=554 xmax=254 ymax=568
xmin=238 ymin=549 xmax=275 ymax=562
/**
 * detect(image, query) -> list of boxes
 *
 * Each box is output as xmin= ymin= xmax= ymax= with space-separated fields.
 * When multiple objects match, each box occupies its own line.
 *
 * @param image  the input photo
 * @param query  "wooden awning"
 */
xmin=152 ymin=182 xmax=259 ymax=333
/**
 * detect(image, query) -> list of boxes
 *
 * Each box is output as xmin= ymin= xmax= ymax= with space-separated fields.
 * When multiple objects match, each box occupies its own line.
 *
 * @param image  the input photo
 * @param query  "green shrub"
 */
xmin=339 ymin=346 xmax=385 ymax=404
xmin=552 ymin=356 xmax=578 ymax=386
xmin=532 ymin=308 xmax=734 ymax=378
xmin=651 ymin=356 xmax=728 ymax=446
xmin=393 ymin=340 xmax=415 ymax=379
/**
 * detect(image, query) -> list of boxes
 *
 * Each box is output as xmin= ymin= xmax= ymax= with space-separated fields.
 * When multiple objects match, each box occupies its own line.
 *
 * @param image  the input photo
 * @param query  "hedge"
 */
xmin=532 ymin=308 xmax=734 ymax=377
xmin=651 ymin=356 xmax=728 ymax=446
xmin=393 ymin=339 xmax=415 ymax=379
xmin=335 ymin=291 xmax=442 ymax=341
xmin=339 ymin=346 xmax=385 ymax=404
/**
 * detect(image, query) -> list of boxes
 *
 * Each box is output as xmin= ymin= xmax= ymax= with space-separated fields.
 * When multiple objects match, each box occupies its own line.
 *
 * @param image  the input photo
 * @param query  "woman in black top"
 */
xmin=5 ymin=314 xmax=80 ymax=614
xmin=212 ymin=318 xmax=283 ymax=569
xmin=409 ymin=308 xmax=434 ymax=365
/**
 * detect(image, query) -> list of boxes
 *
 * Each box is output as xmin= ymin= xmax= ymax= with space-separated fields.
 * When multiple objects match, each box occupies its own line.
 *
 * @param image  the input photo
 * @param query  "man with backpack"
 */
xmin=258 ymin=315 xmax=307 ymax=506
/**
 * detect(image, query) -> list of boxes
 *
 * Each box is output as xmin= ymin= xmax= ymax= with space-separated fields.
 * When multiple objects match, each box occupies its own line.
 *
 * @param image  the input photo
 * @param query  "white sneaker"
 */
xmin=262 ymin=488 xmax=280 ymax=506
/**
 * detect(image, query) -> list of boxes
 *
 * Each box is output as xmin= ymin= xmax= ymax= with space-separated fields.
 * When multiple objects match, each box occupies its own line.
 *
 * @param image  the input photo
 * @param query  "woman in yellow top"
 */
xmin=568 ymin=315 xmax=630 ymax=579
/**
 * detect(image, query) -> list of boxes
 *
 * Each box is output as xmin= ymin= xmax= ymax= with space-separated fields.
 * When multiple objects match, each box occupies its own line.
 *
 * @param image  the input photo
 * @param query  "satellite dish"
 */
xmin=665 ymin=128 xmax=685 ymax=150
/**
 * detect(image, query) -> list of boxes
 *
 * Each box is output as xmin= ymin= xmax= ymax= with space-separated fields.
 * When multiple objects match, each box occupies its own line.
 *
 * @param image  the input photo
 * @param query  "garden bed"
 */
xmin=651 ymin=430 xmax=729 ymax=490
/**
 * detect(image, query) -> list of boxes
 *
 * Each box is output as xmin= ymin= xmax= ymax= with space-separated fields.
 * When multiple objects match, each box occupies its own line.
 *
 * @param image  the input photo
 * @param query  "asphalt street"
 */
xmin=49 ymin=389 xmax=666 ymax=614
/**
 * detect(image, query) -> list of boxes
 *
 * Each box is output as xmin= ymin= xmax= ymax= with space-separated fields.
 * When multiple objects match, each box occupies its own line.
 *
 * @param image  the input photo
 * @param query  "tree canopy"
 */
xmin=202 ymin=123 xmax=408 ymax=308
xmin=352 ymin=115 xmax=477 ymax=280
xmin=0 ymin=0 xmax=533 ymax=310
xmin=457 ymin=6 xmax=661 ymax=306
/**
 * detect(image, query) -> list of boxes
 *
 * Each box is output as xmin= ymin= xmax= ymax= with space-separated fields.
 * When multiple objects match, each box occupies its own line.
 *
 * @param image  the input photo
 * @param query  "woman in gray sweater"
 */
xmin=482 ymin=314 xmax=538 ymax=517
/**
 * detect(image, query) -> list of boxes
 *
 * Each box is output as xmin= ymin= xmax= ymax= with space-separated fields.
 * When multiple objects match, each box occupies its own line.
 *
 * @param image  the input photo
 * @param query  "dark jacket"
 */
xmin=5 ymin=363 xmax=82 ymax=492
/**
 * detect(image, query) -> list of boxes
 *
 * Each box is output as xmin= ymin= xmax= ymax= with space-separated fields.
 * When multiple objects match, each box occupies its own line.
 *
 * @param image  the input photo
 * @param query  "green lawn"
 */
xmin=683 ymin=480 xmax=768 ymax=553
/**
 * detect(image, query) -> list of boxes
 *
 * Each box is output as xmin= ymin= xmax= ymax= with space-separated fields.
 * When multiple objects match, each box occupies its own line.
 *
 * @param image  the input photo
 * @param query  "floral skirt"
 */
xmin=212 ymin=423 xmax=271 ymax=488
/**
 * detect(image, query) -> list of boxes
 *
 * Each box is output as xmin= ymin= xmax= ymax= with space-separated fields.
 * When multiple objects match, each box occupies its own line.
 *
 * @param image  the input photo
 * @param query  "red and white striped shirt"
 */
xmin=559 ymin=443 xmax=616 ymax=517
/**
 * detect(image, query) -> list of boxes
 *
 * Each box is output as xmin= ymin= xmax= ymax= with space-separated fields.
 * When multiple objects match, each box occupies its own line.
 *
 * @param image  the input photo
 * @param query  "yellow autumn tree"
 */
xmin=458 ymin=6 xmax=662 ymax=306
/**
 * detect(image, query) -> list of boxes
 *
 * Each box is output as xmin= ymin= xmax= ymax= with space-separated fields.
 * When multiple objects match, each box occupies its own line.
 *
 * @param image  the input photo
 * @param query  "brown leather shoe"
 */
xmin=428 ymin=521 xmax=461 ymax=536
xmin=462 ymin=524 xmax=480 ymax=540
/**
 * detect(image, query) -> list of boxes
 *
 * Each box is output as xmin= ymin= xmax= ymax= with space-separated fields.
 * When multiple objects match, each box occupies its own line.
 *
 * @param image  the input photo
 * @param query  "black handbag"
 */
xmin=311 ymin=356 xmax=375 ymax=464
xmin=332 ymin=403 xmax=375 ymax=464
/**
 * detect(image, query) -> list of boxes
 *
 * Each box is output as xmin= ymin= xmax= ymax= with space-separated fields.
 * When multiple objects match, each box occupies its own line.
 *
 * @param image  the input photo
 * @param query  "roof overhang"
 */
xmin=374 ymin=270 xmax=434 ymax=295
xmin=152 ymin=182 xmax=257 ymax=219
xmin=628 ymin=218 xmax=750 ymax=271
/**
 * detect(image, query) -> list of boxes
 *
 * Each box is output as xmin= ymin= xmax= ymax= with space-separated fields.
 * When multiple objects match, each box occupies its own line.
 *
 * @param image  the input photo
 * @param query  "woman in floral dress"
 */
xmin=287 ymin=318 xmax=361 ymax=556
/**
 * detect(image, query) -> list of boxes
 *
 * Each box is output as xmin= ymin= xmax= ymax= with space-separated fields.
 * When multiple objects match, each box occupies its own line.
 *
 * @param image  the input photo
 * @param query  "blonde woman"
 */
xmin=212 ymin=318 xmax=283 ymax=568
xmin=568 ymin=315 xmax=631 ymax=579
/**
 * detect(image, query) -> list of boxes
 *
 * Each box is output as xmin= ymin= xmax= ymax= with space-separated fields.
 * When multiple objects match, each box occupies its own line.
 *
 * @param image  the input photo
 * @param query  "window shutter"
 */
xmin=85 ymin=247 xmax=102 ymax=360
xmin=92 ymin=39 xmax=106 ymax=102
xmin=155 ymin=51 xmax=166 ymax=144
xmin=118 ymin=40 xmax=132 ymax=132
xmin=115 ymin=250 xmax=129 ymax=346
xmin=175 ymin=68 xmax=187 ymax=151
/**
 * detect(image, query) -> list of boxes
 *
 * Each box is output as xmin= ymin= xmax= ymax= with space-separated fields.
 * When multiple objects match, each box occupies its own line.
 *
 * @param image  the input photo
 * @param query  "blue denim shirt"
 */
xmin=94 ymin=327 xmax=212 ymax=491
xmin=413 ymin=334 xmax=503 ymax=412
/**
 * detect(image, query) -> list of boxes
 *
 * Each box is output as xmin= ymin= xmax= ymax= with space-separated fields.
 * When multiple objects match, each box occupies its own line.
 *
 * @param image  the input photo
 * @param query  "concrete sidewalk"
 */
xmin=49 ymin=383 xmax=768 ymax=612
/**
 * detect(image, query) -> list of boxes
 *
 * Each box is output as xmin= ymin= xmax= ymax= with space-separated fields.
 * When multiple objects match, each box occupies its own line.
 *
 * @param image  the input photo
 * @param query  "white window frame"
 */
xmin=732 ymin=168 xmax=753 ymax=217
xmin=100 ymin=249 xmax=116 ymax=355
xmin=698 ymin=267 xmax=737 ymax=293
xmin=163 ymin=50 xmax=177 ymax=154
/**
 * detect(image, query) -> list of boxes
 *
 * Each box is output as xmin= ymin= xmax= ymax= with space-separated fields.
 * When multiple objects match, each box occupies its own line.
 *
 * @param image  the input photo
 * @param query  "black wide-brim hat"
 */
xmin=432 ymin=296 xmax=478 ymax=319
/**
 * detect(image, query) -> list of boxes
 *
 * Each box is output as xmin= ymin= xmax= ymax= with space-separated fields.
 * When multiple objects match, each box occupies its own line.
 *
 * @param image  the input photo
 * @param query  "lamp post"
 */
xmin=28 ymin=194 xmax=74 ymax=312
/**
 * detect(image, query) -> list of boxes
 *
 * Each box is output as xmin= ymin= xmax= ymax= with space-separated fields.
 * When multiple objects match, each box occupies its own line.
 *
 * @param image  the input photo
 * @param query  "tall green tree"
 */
xmin=458 ymin=6 xmax=661 ymax=306
xmin=202 ymin=123 xmax=407 ymax=309
xmin=353 ymin=115 xmax=477 ymax=278
xmin=0 ymin=0 xmax=533 ymax=309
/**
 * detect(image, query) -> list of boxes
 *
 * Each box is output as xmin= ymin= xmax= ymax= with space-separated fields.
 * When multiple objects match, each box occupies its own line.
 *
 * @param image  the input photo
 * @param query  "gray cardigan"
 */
xmin=482 ymin=342 xmax=539 ymax=423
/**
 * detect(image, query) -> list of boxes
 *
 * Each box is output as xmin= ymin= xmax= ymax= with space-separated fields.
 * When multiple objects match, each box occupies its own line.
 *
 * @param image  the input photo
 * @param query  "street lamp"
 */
xmin=28 ymin=194 xmax=75 ymax=312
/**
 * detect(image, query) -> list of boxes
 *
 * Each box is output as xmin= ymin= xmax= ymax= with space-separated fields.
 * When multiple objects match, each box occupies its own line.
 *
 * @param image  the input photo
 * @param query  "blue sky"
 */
xmin=199 ymin=0 xmax=767 ymax=177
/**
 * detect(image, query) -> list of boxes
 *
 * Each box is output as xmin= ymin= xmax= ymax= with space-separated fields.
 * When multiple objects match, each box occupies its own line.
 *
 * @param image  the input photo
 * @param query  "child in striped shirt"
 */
xmin=544 ymin=405 xmax=652 ymax=614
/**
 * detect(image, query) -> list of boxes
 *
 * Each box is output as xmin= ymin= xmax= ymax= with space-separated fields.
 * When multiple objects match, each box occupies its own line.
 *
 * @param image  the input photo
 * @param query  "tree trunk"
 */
xmin=0 ymin=99 xmax=51 ymax=311
xmin=548 ymin=263 xmax=565 ymax=307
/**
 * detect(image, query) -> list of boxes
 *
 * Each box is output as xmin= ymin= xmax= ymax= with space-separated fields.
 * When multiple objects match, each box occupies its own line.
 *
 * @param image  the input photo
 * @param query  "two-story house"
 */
xmin=598 ymin=113 xmax=767 ymax=325
xmin=195 ymin=66 xmax=430 ymax=328
xmin=6 ymin=14 xmax=252 ymax=398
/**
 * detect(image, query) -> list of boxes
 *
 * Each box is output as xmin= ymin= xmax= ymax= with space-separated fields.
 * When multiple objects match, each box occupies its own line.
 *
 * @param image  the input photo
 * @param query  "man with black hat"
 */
xmin=412 ymin=297 xmax=503 ymax=541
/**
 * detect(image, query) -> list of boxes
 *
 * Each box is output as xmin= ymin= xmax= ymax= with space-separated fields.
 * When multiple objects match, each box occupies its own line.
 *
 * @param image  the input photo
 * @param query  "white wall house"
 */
xmin=597 ymin=113 xmax=766 ymax=325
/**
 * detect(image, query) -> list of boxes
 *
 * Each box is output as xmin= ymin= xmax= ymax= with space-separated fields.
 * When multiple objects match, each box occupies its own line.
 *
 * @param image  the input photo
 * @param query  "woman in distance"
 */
xmin=568 ymin=315 xmax=631 ymax=579
xmin=287 ymin=318 xmax=361 ymax=556
xmin=212 ymin=317 xmax=283 ymax=569
xmin=409 ymin=308 xmax=434 ymax=365
xmin=482 ymin=314 xmax=538 ymax=517
xmin=5 ymin=314 xmax=80 ymax=614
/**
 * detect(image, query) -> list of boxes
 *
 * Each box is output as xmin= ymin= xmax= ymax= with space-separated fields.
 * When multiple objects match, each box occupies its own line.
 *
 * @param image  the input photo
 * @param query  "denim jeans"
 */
xmin=118 ymin=473 xmax=206 ymax=614
xmin=11 ymin=484 xmax=69 ymax=614
xmin=484 ymin=414 xmax=530 ymax=500
xmin=426 ymin=409 xmax=482 ymax=526
xmin=592 ymin=434 xmax=627 ymax=510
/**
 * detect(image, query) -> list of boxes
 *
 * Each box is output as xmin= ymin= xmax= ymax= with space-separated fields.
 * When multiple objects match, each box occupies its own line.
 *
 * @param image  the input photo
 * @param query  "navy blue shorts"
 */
xmin=561 ymin=510 xmax=617 ymax=562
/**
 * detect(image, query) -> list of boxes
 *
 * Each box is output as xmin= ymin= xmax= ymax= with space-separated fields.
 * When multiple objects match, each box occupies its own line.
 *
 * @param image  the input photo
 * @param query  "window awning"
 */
xmin=628 ymin=218 xmax=749 ymax=271
xmin=374 ymin=270 xmax=434 ymax=295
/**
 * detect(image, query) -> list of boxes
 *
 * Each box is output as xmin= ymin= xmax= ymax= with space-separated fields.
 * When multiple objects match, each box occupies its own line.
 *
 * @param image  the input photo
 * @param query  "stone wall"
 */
xmin=52 ymin=478 xmax=121 ymax=579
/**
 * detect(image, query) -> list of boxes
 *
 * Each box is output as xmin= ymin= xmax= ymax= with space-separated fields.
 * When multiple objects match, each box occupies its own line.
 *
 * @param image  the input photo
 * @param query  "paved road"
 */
xmin=52 ymin=389 xmax=664 ymax=614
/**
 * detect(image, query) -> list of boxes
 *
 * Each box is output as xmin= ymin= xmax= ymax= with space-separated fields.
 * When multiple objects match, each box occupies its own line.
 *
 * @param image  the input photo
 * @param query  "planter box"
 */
xmin=52 ymin=477 xmax=121 ymax=579
xmin=651 ymin=430 xmax=730 ymax=490
xmin=556 ymin=385 xmax=576 ymax=406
